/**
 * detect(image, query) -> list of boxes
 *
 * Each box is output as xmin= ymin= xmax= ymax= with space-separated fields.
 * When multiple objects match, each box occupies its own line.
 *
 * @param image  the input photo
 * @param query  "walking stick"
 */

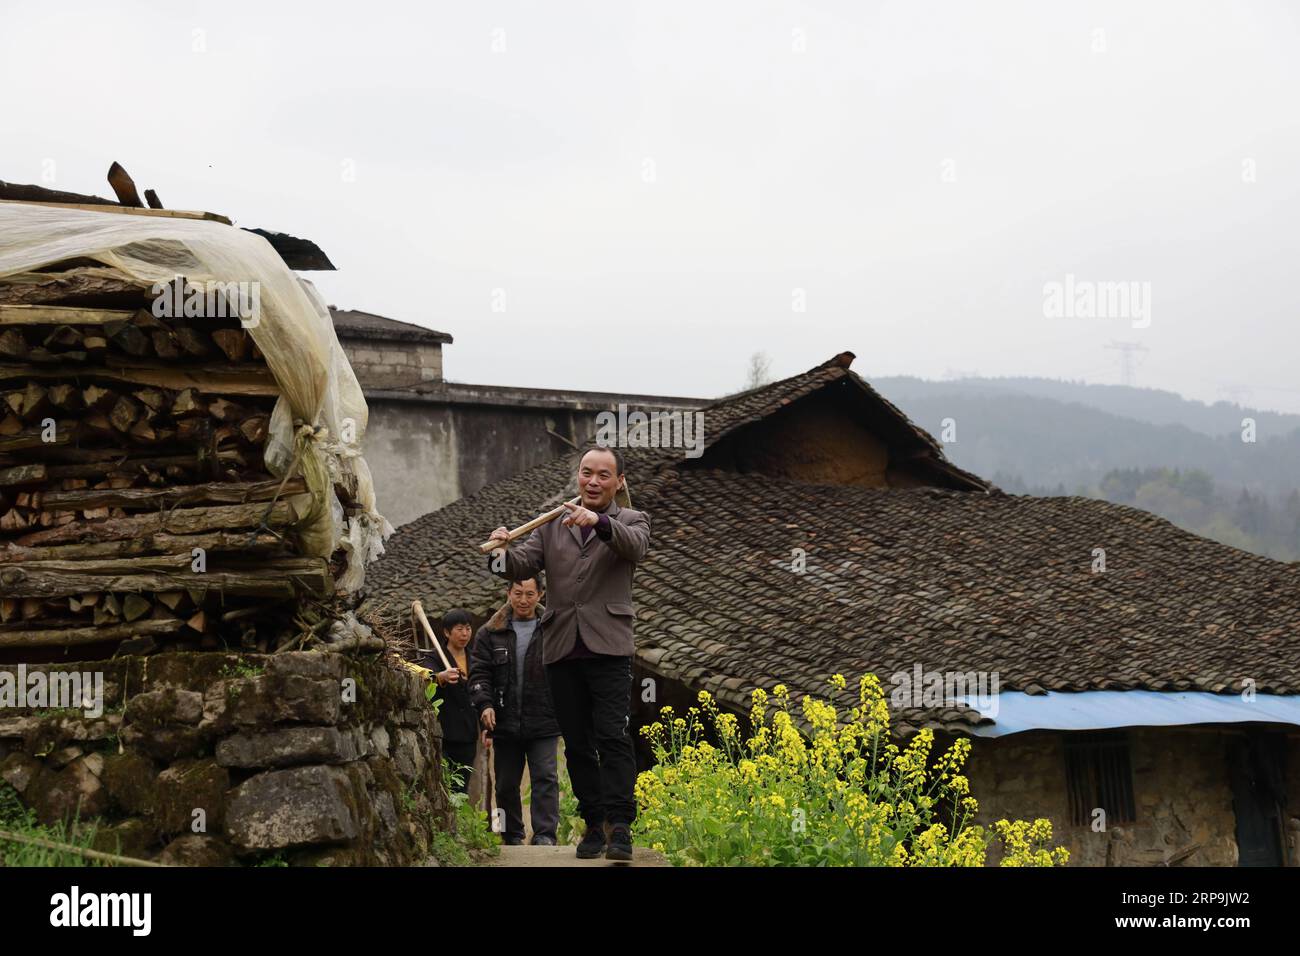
xmin=476 ymin=477 xmax=632 ymax=553
xmin=478 ymin=497 xmax=580 ymax=554
xmin=411 ymin=600 xmax=454 ymax=672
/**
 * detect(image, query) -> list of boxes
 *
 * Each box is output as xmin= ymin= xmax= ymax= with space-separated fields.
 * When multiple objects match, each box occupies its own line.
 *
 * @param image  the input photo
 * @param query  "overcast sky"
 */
xmin=4 ymin=1 xmax=1299 ymax=412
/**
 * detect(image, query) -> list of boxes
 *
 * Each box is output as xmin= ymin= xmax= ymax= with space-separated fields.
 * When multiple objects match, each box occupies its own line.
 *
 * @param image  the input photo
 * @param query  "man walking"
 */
xmin=468 ymin=576 xmax=562 ymax=846
xmin=487 ymin=447 xmax=650 ymax=862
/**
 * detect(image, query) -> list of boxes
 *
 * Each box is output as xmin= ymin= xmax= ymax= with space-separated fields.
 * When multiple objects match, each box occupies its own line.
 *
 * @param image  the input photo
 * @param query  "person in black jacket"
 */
xmin=426 ymin=608 xmax=479 ymax=795
xmin=468 ymin=576 xmax=562 ymax=845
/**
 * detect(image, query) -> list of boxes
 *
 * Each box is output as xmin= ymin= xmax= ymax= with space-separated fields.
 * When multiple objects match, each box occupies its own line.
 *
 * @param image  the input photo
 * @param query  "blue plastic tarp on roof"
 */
xmin=956 ymin=690 xmax=1300 ymax=737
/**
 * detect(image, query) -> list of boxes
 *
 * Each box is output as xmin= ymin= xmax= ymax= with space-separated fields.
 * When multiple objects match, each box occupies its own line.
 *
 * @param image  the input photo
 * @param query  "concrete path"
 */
xmin=484 ymin=845 xmax=670 ymax=867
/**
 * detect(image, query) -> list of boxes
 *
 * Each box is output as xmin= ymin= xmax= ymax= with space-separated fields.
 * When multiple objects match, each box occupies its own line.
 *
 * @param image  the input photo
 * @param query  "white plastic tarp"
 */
xmin=958 ymin=690 xmax=1300 ymax=737
xmin=0 ymin=202 xmax=393 ymax=592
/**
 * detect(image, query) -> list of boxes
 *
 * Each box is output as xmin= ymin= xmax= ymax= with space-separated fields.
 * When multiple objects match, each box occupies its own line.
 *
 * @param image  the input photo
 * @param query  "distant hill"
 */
xmin=871 ymin=377 xmax=1300 ymax=500
xmin=875 ymin=376 xmax=1300 ymax=440
xmin=858 ymin=376 xmax=1300 ymax=561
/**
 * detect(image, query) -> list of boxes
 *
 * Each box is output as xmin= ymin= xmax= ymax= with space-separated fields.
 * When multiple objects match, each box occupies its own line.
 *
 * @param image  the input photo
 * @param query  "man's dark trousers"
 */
xmin=546 ymin=654 xmax=636 ymax=826
xmin=492 ymin=734 xmax=561 ymax=843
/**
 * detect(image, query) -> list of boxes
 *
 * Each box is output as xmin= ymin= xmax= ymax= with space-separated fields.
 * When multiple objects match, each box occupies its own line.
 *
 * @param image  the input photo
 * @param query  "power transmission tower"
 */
xmin=1104 ymin=341 xmax=1149 ymax=387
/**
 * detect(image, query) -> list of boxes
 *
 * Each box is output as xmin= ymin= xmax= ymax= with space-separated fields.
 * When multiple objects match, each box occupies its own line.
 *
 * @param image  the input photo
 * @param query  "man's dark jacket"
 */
xmin=468 ymin=603 xmax=561 ymax=740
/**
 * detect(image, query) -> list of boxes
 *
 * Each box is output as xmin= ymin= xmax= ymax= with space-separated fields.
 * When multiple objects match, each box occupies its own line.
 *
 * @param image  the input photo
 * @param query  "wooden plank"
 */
xmin=0 ymin=198 xmax=232 ymax=225
xmin=0 ymin=269 xmax=152 ymax=306
xmin=39 ymin=476 xmax=305 ymax=511
xmin=0 ymin=619 xmax=184 ymax=648
xmin=13 ymin=499 xmax=297 ymax=547
xmin=0 ymin=362 xmax=279 ymax=397
xmin=1 ymin=530 xmax=285 ymax=563
xmin=0 ymin=555 xmax=332 ymax=600
xmin=44 ymin=451 xmax=246 ymax=479
xmin=106 ymin=162 xmax=145 ymax=208
xmin=0 ymin=304 xmax=136 ymax=326
xmin=0 ymin=464 xmax=45 ymax=487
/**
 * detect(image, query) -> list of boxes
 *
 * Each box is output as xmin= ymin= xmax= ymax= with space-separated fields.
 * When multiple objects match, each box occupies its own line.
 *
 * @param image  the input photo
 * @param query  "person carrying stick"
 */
xmin=424 ymin=608 xmax=479 ymax=796
xmin=486 ymin=446 xmax=650 ymax=862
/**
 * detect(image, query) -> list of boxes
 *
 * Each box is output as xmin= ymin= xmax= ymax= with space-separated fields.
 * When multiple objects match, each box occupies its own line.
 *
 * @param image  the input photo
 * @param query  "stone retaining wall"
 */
xmin=0 ymin=651 xmax=453 ymax=866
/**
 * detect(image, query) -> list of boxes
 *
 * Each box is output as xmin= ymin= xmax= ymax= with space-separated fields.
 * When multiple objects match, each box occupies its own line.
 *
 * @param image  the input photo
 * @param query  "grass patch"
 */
xmin=0 ymin=784 xmax=111 ymax=867
xmin=426 ymin=760 xmax=500 ymax=865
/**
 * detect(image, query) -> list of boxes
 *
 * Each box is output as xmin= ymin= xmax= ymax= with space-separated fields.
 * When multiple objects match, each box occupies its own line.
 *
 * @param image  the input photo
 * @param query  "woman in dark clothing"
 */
xmin=425 ymin=608 xmax=479 ymax=795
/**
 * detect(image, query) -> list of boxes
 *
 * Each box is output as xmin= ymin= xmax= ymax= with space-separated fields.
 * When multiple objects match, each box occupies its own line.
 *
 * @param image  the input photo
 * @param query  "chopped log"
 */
xmin=38 ymin=476 xmax=305 ymax=512
xmin=2 ymin=392 xmax=22 ymax=416
xmin=175 ymin=417 xmax=211 ymax=443
xmin=156 ymin=590 xmax=190 ymax=612
xmin=134 ymin=388 xmax=168 ymax=417
xmin=144 ymin=188 xmax=163 ymax=210
xmin=0 ymin=599 xmax=18 ymax=623
xmin=0 ymin=414 xmax=20 ymax=437
xmin=211 ymin=328 xmax=250 ymax=362
xmin=83 ymin=384 xmax=117 ymax=411
xmin=21 ymin=598 xmax=44 ymax=620
xmin=172 ymin=387 xmax=207 ymax=417
xmin=174 ymin=326 xmax=212 ymax=357
xmin=0 ymin=619 xmax=184 ymax=649
xmin=0 ymin=554 xmax=333 ymax=600
xmin=0 ymin=328 xmax=28 ymax=359
xmin=151 ymin=329 xmax=181 ymax=359
xmin=83 ymin=335 xmax=108 ymax=357
xmin=13 ymin=499 xmax=296 ymax=547
xmin=239 ymin=415 xmax=269 ymax=445
xmin=122 ymin=593 xmax=152 ymax=622
xmin=130 ymin=308 xmax=167 ymax=331
xmin=128 ymin=419 xmax=157 ymax=443
xmin=47 ymin=383 xmax=83 ymax=412
xmin=185 ymin=610 xmax=207 ymax=634
xmin=207 ymin=398 xmax=243 ymax=421
xmin=108 ymin=395 xmax=141 ymax=433
xmin=19 ymin=382 xmax=50 ymax=422
xmin=105 ymin=319 xmax=151 ymax=357
xmin=0 ymin=508 xmax=30 ymax=531
xmin=43 ymin=325 xmax=83 ymax=349
xmin=81 ymin=411 xmax=114 ymax=437
xmin=213 ymin=424 xmax=240 ymax=449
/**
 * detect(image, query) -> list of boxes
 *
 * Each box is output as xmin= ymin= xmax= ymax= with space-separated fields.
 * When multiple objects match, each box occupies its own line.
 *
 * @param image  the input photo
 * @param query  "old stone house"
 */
xmin=329 ymin=308 xmax=701 ymax=526
xmin=365 ymin=352 xmax=1300 ymax=867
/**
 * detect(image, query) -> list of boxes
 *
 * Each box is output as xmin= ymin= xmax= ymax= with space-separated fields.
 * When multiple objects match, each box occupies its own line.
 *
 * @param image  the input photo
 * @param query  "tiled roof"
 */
xmin=363 ymin=355 xmax=1300 ymax=735
xmin=330 ymin=308 xmax=453 ymax=344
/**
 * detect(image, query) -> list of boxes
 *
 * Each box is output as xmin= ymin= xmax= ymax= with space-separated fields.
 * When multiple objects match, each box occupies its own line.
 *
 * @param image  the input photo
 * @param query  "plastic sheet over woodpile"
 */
xmin=0 ymin=202 xmax=393 ymax=659
xmin=0 ymin=203 xmax=392 ymax=577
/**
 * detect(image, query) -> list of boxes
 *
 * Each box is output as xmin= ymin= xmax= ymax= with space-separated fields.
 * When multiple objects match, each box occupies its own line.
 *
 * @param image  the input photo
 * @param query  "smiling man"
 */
xmin=487 ymin=446 xmax=651 ymax=862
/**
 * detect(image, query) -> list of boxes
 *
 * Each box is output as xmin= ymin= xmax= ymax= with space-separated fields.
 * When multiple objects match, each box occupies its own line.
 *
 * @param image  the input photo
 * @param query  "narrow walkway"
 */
xmin=485 ymin=845 xmax=669 ymax=867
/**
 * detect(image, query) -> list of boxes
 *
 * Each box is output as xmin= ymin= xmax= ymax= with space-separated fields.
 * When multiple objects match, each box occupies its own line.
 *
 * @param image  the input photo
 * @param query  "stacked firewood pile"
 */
xmin=0 ymin=243 xmax=350 ymax=659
